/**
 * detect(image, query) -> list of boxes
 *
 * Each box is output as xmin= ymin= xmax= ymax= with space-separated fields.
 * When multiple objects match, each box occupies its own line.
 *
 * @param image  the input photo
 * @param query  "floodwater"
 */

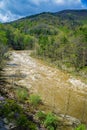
xmin=4 ymin=51 xmax=87 ymax=126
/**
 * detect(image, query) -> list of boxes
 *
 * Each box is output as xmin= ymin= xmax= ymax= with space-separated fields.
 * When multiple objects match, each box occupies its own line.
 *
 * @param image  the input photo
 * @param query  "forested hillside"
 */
xmin=0 ymin=9 xmax=87 ymax=75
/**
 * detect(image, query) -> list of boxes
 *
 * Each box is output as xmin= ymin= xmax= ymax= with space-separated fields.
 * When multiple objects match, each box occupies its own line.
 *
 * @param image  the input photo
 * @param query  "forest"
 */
xmin=0 ymin=10 xmax=87 ymax=75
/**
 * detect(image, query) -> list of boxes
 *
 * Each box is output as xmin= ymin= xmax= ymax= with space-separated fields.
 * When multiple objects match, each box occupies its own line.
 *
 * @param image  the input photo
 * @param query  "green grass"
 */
xmin=75 ymin=124 xmax=86 ymax=130
xmin=30 ymin=94 xmax=42 ymax=107
xmin=15 ymin=87 xmax=29 ymax=102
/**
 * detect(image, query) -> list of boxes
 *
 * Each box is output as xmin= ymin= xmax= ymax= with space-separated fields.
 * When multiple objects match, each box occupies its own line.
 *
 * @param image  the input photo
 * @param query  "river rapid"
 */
xmin=4 ymin=51 xmax=87 ymax=128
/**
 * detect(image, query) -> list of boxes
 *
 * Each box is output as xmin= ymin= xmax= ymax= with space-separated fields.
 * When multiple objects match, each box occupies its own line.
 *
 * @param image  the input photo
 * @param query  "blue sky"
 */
xmin=0 ymin=0 xmax=87 ymax=22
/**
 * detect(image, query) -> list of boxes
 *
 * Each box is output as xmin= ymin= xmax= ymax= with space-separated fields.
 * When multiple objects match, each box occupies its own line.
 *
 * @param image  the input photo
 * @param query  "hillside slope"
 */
xmin=8 ymin=9 xmax=87 ymax=28
xmin=55 ymin=10 xmax=87 ymax=20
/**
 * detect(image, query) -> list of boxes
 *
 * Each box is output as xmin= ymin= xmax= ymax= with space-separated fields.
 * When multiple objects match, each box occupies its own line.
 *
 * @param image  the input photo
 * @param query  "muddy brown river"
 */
xmin=4 ymin=51 xmax=87 ymax=126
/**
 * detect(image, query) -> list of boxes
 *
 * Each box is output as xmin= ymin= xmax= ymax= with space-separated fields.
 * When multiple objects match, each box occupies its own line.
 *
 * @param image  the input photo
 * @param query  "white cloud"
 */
xmin=30 ymin=0 xmax=82 ymax=5
xmin=0 ymin=0 xmax=22 ymax=22
xmin=53 ymin=0 xmax=82 ymax=5
xmin=0 ymin=14 xmax=8 ymax=22
xmin=0 ymin=1 xmax=5 ymax=8
xmin=54 ymin=0 xmax=65 ymax=5
xmin=29 ymin=0 xmax=40 ymax=5
xmin=30 ymin=0 xmax=49 ymax=5
xmin=0 ymin=11 xmax=21 ymax=23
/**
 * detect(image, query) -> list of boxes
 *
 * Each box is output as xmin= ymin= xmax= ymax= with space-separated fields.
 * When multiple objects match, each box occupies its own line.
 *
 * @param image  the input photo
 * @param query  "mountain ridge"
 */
xmin=5 ymin=9 xmax=87 ymax=24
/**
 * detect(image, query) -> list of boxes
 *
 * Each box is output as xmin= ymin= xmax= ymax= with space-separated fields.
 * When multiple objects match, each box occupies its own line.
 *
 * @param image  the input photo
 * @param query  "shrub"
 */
xmin=15 ymin=87 xmax=29 ymax=102
xmin=28 ymin=121 xmax=37 ymax=130
xmin=0 ymin=99 xmax=23 ymax=120
xmin=36 ymin=111 xmax=46 ymax=123
xmin=17 ymin=114 xmax=29 ymax=127
xmin=75 ymin=124 xmax=86 ymax=130
xmin=36 ymin=111 xmax=58 ymax=130
xmin=44 ymin=113 xmax=58 ymax=130
xmin=16 ymin=112 xmax=37 ymax=129
xmin=30 ymin=94 xmax=41 ymax=107
xmin=0 ymin=99 xmax=37 ymax=130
